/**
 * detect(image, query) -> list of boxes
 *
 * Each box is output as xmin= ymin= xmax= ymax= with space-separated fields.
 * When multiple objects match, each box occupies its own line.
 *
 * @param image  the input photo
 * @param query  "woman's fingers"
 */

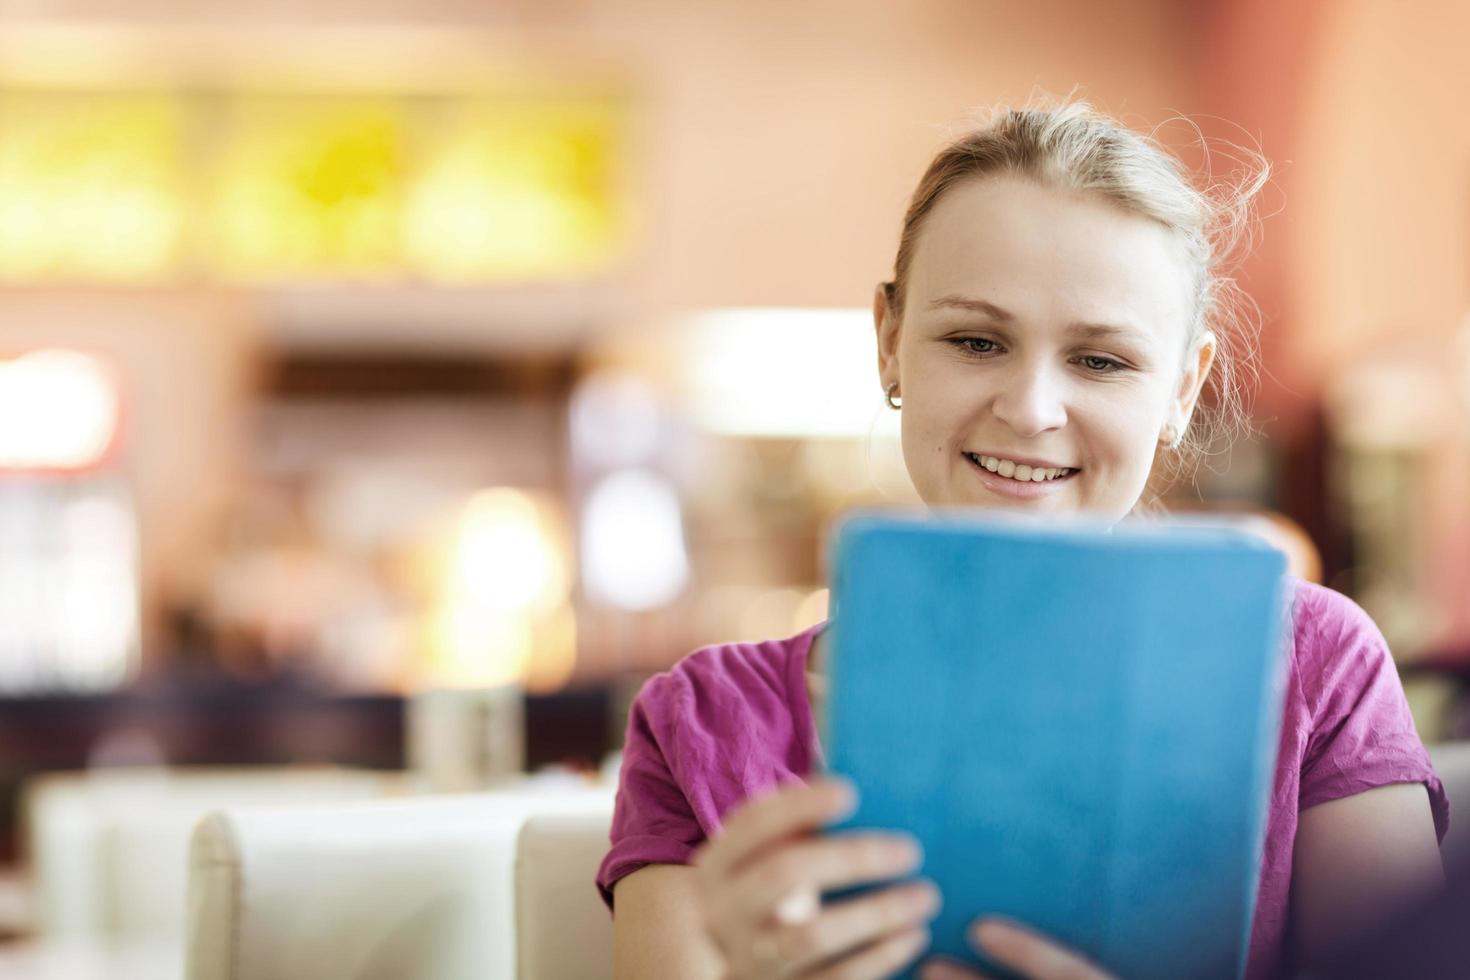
xmin=969 ymin=919 xmax=1115 ymax=980
xmin=697 ymin=779 xmax=856 ymax=881
xmin=770 ymin=880 xmax=940 ymax=975
xmin=919 ymin=920 xmax=1114 ymax=980
xmin=690 ymin=777 xmax=939 ymax=979
xmin=803 ymin=924 xmax=931 ymax=980
xmin=729 ymin=832 xmax=924 ymax=922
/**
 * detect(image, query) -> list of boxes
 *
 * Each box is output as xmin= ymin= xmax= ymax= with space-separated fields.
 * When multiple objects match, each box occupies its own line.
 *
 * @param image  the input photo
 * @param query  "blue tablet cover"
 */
xmin=823 ymin=514 xmax=1290 ymax=980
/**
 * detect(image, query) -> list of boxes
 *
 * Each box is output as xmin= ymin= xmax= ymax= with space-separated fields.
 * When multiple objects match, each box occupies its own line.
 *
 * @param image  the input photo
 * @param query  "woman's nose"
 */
xmin=991 ymin=364 xmax=1068 ymax=436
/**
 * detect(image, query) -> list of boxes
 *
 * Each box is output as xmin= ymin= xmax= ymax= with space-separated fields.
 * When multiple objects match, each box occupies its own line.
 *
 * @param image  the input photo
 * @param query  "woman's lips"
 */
xmin=963 ymin=451 xmax=1078 ymax=499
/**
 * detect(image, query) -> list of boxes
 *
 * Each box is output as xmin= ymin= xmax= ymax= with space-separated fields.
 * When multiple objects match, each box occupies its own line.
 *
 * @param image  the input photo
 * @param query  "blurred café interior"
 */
xmin=0 ymin=0 xmax=1468 ymax=977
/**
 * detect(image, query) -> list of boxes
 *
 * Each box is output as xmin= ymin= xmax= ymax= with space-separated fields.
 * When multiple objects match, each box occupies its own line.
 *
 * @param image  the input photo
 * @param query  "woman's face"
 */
xmin=876 ymin=175 xmax=1215 ymax=522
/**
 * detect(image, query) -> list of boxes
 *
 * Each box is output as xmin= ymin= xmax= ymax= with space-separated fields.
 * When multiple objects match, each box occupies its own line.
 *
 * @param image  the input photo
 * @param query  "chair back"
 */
xmin=24 ymin=767 xmax=395 ymax=941
xmin=186 ymin=787 xmax=613 ymax=980
xmin=1431 ymin=742 xmax=1470 ymax=864
xmin=516 ymin=809 xmax=616 ymax=980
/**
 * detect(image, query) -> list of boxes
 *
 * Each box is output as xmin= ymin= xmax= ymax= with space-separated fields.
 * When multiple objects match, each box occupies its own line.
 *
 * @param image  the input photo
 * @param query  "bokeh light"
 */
xmin=416 ymin=488 xmax=571 ymax=690
xmin=208 ymin=96 xmax=404 ymax=280
xmin=682 ymin=308 xmax=884 ymax=438
xmin=0 ymin=92 xmax=185 ymax=281
xmin=0 ymin=350 xmax=121 ymax=471
xmin=581 ymin=469 xmax=689 ymax=611
xmin=403 ymin=101 xmax=624 ymax=282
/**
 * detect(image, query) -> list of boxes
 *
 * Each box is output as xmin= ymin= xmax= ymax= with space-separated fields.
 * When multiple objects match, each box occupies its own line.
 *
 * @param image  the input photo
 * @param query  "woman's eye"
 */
xmin=957 ymin=338 xmax=997 ymax=355
xmin=1080 ymin=355 xmax=1121 ymax=372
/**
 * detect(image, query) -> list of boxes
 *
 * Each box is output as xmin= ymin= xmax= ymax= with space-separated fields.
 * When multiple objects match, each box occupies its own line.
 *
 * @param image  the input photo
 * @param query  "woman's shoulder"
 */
xmin=1287 ymin=577 xmax=1389 ymax=666
xmin=632 ymin=623 xmax=824 ymax=723
xmin=1285 ymin=577 xmax=1403 ymax=718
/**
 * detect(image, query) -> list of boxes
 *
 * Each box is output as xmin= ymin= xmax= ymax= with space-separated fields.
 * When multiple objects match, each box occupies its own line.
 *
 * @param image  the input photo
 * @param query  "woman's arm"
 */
xmin=1290 ymin=782 xmax=1444 ymax=970
xmin=613 ymin=865 xmax=726 ymax=980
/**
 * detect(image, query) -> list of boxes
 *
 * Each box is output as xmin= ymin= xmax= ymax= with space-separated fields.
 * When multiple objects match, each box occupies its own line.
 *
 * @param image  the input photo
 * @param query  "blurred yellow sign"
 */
xmin=0 ymin=92 xmax=186 ymax=280
xmin=0 ymin=88 xmax=628 ymax=284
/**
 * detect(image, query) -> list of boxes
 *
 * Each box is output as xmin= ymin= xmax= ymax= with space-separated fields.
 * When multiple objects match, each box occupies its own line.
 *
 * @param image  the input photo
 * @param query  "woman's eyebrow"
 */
xmin=928 ymin=294 xmax=1147 ymax=344
xmin=928 ymin=294 xmax=1013 ymax=320
xmin=1067 ymin=322 xmax=1150 ymax=346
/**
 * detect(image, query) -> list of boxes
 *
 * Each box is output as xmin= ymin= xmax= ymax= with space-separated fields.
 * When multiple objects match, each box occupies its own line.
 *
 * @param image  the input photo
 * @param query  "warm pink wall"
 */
xmin=1289 ymin=1 xmax=1470 ymax=648
xmin=1187 ymin=0 xmax=1325 ymax=436
xmin=591 ymin=0 xmax=1194 ymax=317
xmin=1292 ymin=2 xmax=1470 ymax=375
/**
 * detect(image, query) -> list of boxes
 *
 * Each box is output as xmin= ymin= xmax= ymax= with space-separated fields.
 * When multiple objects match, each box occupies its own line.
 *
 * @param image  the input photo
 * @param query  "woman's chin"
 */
xmin=945 ymin=491 xmax=1063 ymax=513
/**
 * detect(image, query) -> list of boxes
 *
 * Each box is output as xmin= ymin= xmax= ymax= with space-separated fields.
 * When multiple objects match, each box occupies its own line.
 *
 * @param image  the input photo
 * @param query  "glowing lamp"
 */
xmin=0 ymin=350 xmax=121 ymax=471
xmin=419 ymin=488 xmax=573 ymax=690
xmin=681 ymin=308 xmax=893 ymax=438
xmin=581 ymin=468 xmax=689 ymax=610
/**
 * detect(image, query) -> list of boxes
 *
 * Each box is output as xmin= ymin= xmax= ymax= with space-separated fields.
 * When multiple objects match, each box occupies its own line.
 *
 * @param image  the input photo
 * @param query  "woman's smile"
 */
xmin=962 ymin=450 xmax=1080 ymax=499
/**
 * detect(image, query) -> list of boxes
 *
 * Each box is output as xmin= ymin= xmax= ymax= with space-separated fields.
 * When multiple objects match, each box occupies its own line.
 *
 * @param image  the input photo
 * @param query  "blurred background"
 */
xmin=0 ymin=0 xmax=1468 ymax=973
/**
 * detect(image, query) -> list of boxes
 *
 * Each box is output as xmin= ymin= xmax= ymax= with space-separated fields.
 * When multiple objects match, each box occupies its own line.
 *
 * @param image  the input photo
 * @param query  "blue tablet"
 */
xmin=823 ymin=514 xmax=1290 ymax=980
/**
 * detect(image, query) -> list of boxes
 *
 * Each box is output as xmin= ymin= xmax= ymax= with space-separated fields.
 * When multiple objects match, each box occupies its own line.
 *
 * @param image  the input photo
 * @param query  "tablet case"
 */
xmin=824 ymin=514 xmax=1290 ymax=980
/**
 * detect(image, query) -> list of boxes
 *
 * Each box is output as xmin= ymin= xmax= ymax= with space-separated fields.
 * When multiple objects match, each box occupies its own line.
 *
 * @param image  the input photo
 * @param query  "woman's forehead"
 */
xmin=907 ymin=175 xmax=1192 ymax=347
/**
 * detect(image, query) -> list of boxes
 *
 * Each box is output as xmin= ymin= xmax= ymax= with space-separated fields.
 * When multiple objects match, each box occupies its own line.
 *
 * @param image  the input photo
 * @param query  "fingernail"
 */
xmin=888 ymin=837 xmax=922 ymax=866
xmin=823 ymin=779 xmax=856 ymax=811
xmin=971 ymin=918 xmax=1007 ymax=946
xmin=911 ymin=883 xmax=942 ymax=915
xmin=895 ymin=927 xmax=930 ymax=970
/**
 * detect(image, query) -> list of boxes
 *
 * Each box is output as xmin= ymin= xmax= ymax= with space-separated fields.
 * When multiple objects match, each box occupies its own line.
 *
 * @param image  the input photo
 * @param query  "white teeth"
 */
xmin=972 ymin=454 xmax=1074 ymax=483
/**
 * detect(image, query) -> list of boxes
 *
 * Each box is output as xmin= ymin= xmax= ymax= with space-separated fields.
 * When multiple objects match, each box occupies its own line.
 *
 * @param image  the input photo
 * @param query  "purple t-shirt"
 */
xmin=596 ymin=579 xmax=1449 ymax=980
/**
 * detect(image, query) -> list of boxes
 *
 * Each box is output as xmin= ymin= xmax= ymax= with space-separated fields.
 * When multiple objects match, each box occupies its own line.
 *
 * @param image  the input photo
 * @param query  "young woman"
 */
xmin=596 ymin=102 xmax=1448 ymax=980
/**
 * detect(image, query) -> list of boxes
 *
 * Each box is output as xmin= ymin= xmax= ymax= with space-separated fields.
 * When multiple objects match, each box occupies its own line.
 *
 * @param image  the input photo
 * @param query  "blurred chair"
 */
xmin=185 ymin=785 xmax=613 ymax=980
xmin=515 ymin=809 xmax=616 ymax=980
xmin=1430 ymin=741 xmax=1470 ymax=865
xmin=23 ymin=767 xmax=403 ymax=944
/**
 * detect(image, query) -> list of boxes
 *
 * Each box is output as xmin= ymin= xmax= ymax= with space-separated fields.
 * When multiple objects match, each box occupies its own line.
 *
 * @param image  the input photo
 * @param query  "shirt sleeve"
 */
xmin=595 ymin=673 xmax=706 ymax=911
xmin=1297 ymin=587 xmax=1450 ymax=842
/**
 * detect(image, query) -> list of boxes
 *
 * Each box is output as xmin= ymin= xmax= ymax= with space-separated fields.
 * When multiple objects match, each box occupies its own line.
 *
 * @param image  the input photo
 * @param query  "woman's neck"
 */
xmin=807 ymin=630 xmax=826 ymax=676
xmin=805 ymin=632 xmax=828 ymax=716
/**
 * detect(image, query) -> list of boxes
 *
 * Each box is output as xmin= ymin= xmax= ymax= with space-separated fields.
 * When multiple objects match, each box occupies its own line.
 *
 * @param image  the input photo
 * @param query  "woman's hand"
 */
xmin=919 ymin=920 xmax=1116 ymax=980
xmin=692 ymin=777 xmax=941 ymax=979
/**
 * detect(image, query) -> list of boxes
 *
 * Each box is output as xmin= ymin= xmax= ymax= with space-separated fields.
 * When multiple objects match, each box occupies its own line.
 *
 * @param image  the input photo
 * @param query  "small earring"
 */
xmin=1160 ymin=423 xmax=1180 ymax=448
xmin=884 ymin=382 xmax=902 ymax=410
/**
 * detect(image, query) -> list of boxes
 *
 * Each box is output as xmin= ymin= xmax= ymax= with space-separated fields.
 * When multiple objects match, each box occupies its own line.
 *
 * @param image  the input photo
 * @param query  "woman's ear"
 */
xmin=874 ymin=283 xmax=902 ymax=391
xmin=1165 ymin=331 xmax=1217 ymax=443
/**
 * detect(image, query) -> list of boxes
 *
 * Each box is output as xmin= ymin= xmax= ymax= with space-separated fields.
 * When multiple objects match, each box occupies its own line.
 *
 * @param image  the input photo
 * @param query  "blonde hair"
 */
xmin=881 ymin=98 xmax=1270 ymax=497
